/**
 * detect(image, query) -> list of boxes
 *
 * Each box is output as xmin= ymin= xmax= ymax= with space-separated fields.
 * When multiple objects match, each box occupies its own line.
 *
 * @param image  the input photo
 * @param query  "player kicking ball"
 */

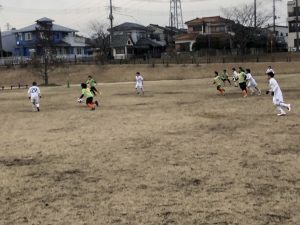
xmin=78 ymin=83 xmax=99 ymax=110
xmin=266 ymin=72 xmax=291 ymax=116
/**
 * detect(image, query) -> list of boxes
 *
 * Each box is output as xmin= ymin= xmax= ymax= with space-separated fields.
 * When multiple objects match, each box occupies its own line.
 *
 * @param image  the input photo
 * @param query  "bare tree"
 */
xmin=221 ymin=2 xmax=271 ymax=28
xmin=88 ymin=20 xmax=110 ymax=60
xmin=31 ymin=19 xmax=56 ymax=85
xmin=221 ymin=2 xmax=272 ymax=54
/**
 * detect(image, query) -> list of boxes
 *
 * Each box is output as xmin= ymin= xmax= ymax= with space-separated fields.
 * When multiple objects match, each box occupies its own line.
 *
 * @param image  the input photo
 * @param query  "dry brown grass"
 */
xmin=0 ymin=74 xmax=299 ymax=225
xmin=0 ymin=62 xmax=300 ymax=86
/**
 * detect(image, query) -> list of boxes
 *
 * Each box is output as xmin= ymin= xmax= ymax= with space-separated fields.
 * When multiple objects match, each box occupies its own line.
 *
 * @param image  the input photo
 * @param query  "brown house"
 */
xmin=175 ymin=16 xmax=235 ymax=51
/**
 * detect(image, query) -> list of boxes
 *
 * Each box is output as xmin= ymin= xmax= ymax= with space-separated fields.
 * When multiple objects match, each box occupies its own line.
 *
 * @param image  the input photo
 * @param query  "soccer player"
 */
xmin=86 ymin=75 xmax=100 ymax=96
xmin=135 ymin=72 xmax=144 ymax=95
xmin=221 ymin=69 xmax=231 ymax=85
xmin=28 ymin=81 xmax=41 ymax=112
xmin=78 ymin=83 xmax=99 ymax=110
xmin=266 ymin=72 xmax=291 ymax=116
xmin=245 ymin=68 xmax=261 ymax=95
xmin=232 ymin=67 xmax=239 ymax=87
xmin=237 ymin=67 xmax=248 ymax=97
xmin=265 ymin=65 xmax=275 ymax=75
xmin=213 ymin=71 xmax=225 ymax=95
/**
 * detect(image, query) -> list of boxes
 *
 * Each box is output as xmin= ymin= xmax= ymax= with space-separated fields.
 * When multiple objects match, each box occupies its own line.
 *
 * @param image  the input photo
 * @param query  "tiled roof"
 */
xmin=111 ymin=35 xmax=132 ymax=48
xmin=175 ymin=33 xmax=199 ymax=41
xmin=111 ymin=22 xmax=148 ymax=32
xmin=186 ymin=16 xmax=233 ymax=25
xmin=15 ymin=23 xmax=77 ymax=33
xmin=36 ymin=17 xmax=54 ymax=23
xmin=136 ymin=38 xmax=162 ymax=47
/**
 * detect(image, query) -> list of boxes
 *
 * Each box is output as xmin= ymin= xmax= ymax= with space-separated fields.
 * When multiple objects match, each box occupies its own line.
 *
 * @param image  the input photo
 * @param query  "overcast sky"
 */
xmin=0 ymin=0 xmax=288 ymax=36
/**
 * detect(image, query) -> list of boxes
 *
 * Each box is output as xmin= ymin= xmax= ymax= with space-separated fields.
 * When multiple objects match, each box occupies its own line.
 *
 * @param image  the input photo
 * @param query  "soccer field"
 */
xmin=1 ymin=75 xmax=300 ymax=225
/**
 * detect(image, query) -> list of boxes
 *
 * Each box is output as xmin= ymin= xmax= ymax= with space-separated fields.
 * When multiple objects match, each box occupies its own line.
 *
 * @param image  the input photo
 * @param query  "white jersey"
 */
xmin=266 ymin=68 xmax=275 ymax=75
xmin=246 ymin=73 xmax=257 ymax=87
xmin=269 ymin=77 xmax=283 ymax=105
xmin=232 ymin=71 xmax=238 ymax=81
xmin=135 ymin=75 xmax=144 ymax=88
xmin=28 ymin=86 xmax=41 ymax=98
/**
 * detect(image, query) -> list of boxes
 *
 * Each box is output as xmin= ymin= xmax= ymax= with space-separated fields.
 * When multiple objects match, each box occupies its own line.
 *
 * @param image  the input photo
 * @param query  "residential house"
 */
xmin=1 ymin=28 xmax=17 ymax=56
xmin=266 ymin=25 xmax=288 ymax=50
xmin=14 ymin=17 xmax=91 ymax=58
xmin=287 ymin=0 xmax=300 ymax=51
xmin=109 ymin=22 xmax=164 ymax=59
xmin=175 ymin=16 xmax=234 ymax=52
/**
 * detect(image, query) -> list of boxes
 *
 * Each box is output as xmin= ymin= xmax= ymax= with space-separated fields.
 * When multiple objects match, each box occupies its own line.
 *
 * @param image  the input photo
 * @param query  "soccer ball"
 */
xmin=77 ymin=98 xmax=83 ymax=103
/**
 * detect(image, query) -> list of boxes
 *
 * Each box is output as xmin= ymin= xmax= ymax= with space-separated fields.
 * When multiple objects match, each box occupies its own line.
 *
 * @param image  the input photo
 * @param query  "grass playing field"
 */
xmin=1 ymin=74 xmax=299 ymax=225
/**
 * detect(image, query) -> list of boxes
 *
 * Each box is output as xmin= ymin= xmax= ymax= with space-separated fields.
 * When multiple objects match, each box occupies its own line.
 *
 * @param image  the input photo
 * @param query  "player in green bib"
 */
xmin=78 ymin=83 xmax=99 ymax=110
xmin=86 ymin=75 xmax=100 ymax=96
xmin=213 ymin=71 xmax=225 ymax=95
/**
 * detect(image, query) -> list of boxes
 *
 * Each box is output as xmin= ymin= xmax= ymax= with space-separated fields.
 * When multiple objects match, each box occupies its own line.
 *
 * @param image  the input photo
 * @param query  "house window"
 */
xmin=193 ymin=25 xmax=202 ymax=32
xmin=211 ymin=25 xmax=226 ymax=33
xmin=25 ymin=33 xmax=32 ymax=41
xmin=17 ymin=33 xmax=23 ymax=41
xmin=116 ymin=48 xmax=125 ymax=54
xmin=76 ymin=48 xmax=82 ymax=55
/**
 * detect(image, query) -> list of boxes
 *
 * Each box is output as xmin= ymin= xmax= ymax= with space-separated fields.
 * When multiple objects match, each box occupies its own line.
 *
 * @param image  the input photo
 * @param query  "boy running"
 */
xmin=78 ymin=83 xmax=99 ymax=110
xmin=266 ymin=65 xmax=275 ymax=75
xmin=266 ymin=72 xmax=291 ymax=116
xmin=213 ymin=71 xmax=225 ymax=95
xmin=28 ymin=81 xmax=41 ymax=112
xmin=232 ymin=67 xmax=239 ymax=87
xmin=237 ymin=67 xmax=248 ymax=98
xmin=221 ymin=69 xmax=231 ymax=85
xmin=86 ymin=75 xmax=100 ymax=96
xmin=245 ymin=68 xmax=261 ymax=95
xmin=135 ymin=72 xmax=144 ymax=95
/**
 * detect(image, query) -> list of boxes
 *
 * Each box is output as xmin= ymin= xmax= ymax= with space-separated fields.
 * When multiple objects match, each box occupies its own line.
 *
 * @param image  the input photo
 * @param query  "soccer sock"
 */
xmin=279 ymin=102 xmax=289 ymax=108
xmin=276 ymin=106 xmax=285 ymax=114
xmin=87 ymin=103 xmax=94 ymax=109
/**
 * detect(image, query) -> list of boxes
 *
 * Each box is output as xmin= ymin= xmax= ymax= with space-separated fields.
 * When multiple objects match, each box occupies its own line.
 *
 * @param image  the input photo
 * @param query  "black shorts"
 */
xmin=239 ymin=82 xmax=247 ymax=91
xmin=216 ymin=85 xmax=222 ymax=90
xmin=86 ymin=97 xmax=93 ymax=104
xmin=91 ymin=86 xmax=98 ymax=94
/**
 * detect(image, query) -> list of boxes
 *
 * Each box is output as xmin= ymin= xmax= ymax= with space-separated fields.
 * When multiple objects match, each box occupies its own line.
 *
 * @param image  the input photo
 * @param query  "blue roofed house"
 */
xmin=13 ymin=17 xmax=91 ymax=58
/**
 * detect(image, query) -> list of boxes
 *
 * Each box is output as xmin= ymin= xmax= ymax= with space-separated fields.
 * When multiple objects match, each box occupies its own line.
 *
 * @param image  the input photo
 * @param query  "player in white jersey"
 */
xmin=135 ymin=72 xmax=144 ymax=95
xmin=28 ymin=81 xmax=42 ymax=112
xmin=232 ymin=67 xmax=239 ymax=87
xmin=245 ymin=68 xmax=261 ymax=95
xmin=266 ymin=72 xmax=291 ymax=116
xmin=265 ymin=66 xmax=275 ymax=75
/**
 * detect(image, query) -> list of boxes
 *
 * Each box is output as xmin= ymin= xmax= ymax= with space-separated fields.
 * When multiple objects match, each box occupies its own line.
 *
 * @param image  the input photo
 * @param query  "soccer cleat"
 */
xmin=37 ymin=107 xmax=40 ymax=112
xmin=277 ymin=113 xmax=286 ymax=116
xmin=287 ymin=104 xmax=291 ymax=112
xmin=95 ymin=101 xmax=99 ymax=107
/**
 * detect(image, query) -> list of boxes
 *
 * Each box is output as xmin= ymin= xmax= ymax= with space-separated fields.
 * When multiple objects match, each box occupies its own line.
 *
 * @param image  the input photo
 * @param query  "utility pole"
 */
xmin=254 ymin=0 xmax=257 ymax=28
xmin=0 ymin=27 xmax=3 ymax=59
xmin=109 ymin=0 xmax=114 ymax=42
xmin=109 ymin=0 xmax=114 ymax=58
xmin=273 ymin=0 xmax=276 ymax=33
xmin=296 ymin=0 xmax=299 ymax=52
xmin=0 ymin=5 xmax=3 ymax=59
